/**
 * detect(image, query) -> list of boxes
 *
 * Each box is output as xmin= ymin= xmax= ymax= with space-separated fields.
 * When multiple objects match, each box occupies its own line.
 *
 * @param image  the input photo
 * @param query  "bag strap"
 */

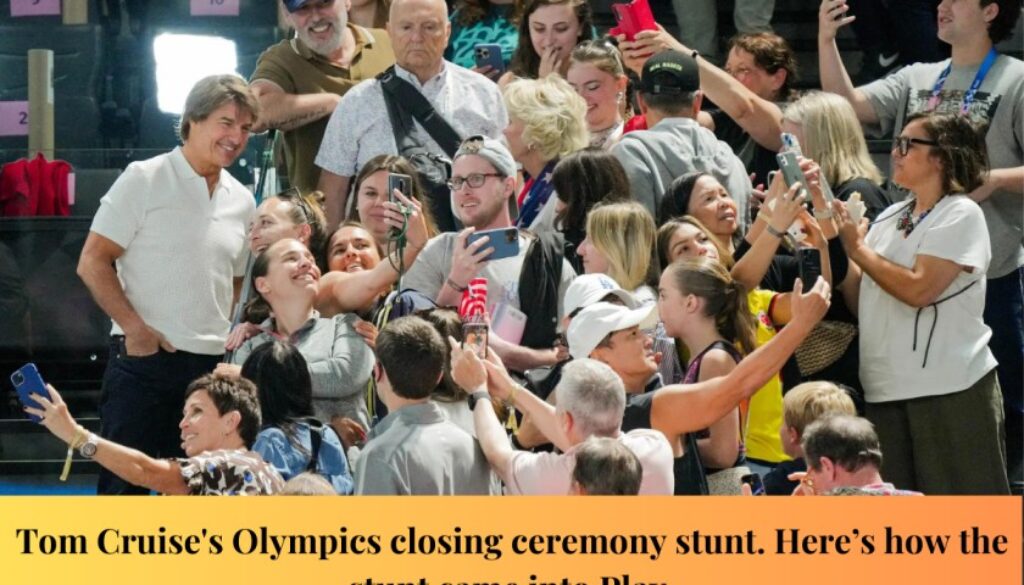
xmin=377 ymin=66 xmax=462 ymax=158
xmin=305 ymin=419 xmax=325 ymax=473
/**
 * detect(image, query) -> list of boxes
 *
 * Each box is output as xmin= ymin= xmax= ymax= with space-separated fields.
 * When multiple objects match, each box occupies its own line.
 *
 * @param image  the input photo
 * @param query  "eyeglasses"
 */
xmin=894 ymin=135 xmax=938 ymax=156
xmin=447 ymin=173 xmax=502 ymax=190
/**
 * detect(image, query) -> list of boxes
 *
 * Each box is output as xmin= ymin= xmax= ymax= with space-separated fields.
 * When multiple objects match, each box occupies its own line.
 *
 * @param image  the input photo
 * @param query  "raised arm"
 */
xmin=650 ymin=277 xmax=830 ymax=435
xmin=817 ymin=0 xmax=878 ymax=124
xmin=249 ymin=80 xmax=341 ymax=133
xmin=318 ymin=171 xmax=352 ymax=231
xmin=27 ymin=385 xmax=189 ymax=495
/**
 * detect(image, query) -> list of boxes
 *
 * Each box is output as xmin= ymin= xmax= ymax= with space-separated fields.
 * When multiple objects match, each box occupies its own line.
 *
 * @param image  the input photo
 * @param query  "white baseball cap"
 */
xmin=563 ymin=274 xmax=638 ymax=319
xmin=567 ymin=302 xmax=657 ymax=360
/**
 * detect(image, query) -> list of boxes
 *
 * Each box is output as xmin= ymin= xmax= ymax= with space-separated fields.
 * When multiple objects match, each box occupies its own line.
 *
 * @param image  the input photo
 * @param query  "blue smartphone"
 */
xmin=466 ymin=227 xmax=519 ymax=261
xmin=474 ymin=43 xmax=505 ymax=75
xmin=11 ymin=363 xmax=46 ymax=423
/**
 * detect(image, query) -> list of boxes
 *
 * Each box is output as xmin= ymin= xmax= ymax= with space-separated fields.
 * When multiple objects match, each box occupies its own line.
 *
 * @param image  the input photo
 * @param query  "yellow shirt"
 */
xmin=744 ymin=289 xmax=789 ymax=464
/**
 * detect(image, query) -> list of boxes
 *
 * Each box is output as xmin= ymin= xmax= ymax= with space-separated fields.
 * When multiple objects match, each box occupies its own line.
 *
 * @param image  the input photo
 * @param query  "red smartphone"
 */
xmin=609 ymin=0 xmax=657 ymax=41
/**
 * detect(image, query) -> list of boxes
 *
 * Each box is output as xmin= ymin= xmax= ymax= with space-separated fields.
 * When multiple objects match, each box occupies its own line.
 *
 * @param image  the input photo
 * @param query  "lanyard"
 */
xmin=927 ymin=48 xmax=998 ymax=114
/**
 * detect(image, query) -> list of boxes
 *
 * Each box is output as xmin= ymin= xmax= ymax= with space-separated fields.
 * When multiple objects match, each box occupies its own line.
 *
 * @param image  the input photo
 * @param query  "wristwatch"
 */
xmin=467 ymin=390 xmax=490 ymax=411
xmin=79 ymin=433 xmax=99 ymax=459
xmin=814 ymin=208 xmax=835 ymax=220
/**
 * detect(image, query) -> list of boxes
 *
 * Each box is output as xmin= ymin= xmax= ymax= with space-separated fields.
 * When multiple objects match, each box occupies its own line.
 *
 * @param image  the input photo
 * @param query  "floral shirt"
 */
xmin=176 ymin=449 xmax=284 ymax=495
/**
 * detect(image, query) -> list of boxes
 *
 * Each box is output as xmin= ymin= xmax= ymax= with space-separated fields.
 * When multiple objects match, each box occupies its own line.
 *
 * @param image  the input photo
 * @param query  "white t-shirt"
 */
xmin=90 ymin=148 xmax=254 ymax=354
xmin=506 ymin=428 xmax=674 ymax=495
xmin=859 ymin=195 xmax=997 ymax=402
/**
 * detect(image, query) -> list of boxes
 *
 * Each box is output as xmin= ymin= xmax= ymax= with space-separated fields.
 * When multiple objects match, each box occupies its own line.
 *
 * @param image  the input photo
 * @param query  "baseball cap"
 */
xmin=638 ymin=50 xmax=700 ymax=95
xmin=282 ymin=0 xmax=314 ymax=12
xmin=567 ymin=302 xmax=657 ymax=360
xmin=563 ymin=274 xmax=637 ymax=320
xmin=454 ymin=135 xmax=517 ymax=178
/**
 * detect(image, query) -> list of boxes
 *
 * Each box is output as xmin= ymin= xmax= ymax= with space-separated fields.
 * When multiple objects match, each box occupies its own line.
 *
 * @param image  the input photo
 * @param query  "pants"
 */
xmin=865 ymin=369 xmax=1009 ymax=495
xmin=97 ymin=336 xmax=222 ymax=495
xmin=984 ymin=267 xmax=1024 ymax=477
xmin=672 ymin=0 xmax=775 ymax=60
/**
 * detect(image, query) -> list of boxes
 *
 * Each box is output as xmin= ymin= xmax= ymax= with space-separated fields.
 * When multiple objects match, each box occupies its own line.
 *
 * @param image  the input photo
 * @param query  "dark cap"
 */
xmin=638 ymin=50 xmax=700 ymax=95
xmin=282 ymin=0 xmax=313 ymax=12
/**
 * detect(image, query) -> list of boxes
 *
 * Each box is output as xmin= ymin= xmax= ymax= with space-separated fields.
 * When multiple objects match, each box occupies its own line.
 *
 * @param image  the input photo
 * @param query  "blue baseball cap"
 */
xmin=282 ymin=0 xmax=314 ymax=12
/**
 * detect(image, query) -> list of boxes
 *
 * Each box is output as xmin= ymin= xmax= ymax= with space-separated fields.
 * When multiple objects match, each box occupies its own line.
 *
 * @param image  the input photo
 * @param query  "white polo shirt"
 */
xmin=90 ymin=147 xmax=254 ymax=355
xmin=859 ymin=195 xmax=998 ymax=402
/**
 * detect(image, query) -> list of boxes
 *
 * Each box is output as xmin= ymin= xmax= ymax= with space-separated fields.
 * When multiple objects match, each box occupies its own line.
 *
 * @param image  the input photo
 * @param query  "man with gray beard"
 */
xmin=250 ymin=0 xmax=395 ymax=195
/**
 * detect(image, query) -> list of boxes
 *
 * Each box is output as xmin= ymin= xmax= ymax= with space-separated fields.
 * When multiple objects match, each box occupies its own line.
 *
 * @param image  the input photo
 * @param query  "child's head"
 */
xmin=780 ymin=381 xmax=857 ymax=459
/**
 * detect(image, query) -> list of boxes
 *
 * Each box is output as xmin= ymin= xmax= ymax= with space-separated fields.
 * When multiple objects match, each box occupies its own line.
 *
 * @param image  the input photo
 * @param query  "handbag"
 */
xmin=378 ymin=66 xmax=462 ymax=232
xmin=794 ymin=321 xmax=858 ymax=377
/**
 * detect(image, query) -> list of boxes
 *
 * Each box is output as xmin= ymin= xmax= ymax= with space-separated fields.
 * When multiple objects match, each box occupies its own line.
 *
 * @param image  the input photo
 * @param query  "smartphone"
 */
xmin=797 ymin=247 xmax=822 ymax=288
xmin=609 ymin=0 xmax=658 ymax=41
xmin=387 ymin=173 xmax=412 ymax=205
xmin=778 ymin=134 xmax=836 ymax=203
xmin=466 ymin=227 xmax=519 ymax=261
xmin=462 ymin=321 xmax=488 ymax=359
xmin=781 ymin=132 xmax=802 ymax=155
xmin=10 ymin=363 xmax=46 ymax=423
xmin=473 ymin=43 xmax=505 ymax=75
xmin=741 ymin=473 xmax=765 ymax=496
xmin=776 ymin=150 xmax=808 ymax=198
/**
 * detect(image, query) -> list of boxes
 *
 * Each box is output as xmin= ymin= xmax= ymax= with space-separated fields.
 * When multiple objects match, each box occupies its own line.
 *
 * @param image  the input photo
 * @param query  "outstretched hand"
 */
xmin=23 ymin=384 xmax=80 ymax=445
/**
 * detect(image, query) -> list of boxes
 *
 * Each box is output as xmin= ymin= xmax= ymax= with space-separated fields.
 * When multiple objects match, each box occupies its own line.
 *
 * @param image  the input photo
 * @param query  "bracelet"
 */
xmin=813 ymin=208 xmax=834 ymax=220
xmin=765 ymin=224 xmax=785 ymax=238
xmin=691 ymin=49 xmax=700 ymax=61
xmin=446 ymin=277 xmax=468 ymax=292
xmin=60 ymin=426 xmax=88 ymax=483
xmin=504 ymin=384 xmax=521 ymax=410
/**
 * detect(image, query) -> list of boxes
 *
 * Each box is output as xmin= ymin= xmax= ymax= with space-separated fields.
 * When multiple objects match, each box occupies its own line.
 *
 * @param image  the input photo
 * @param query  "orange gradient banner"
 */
xmin=0 ymin=496 xmax=1020 ymax=584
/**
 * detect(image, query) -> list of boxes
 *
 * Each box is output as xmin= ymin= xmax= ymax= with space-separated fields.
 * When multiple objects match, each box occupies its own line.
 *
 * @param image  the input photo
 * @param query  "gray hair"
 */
xmin=555 ymin=359 xmax=625 ymax=438
xmin=572 ymin=437 xmax=642 ymax=495
xmin=178 ymin=74 xmax=260 ymax=142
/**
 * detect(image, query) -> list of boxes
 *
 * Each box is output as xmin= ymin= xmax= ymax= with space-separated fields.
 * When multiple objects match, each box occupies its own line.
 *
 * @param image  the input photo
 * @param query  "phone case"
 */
xmin=608 ymin=0 xmax=657 ymax=41
xmin=11 ymin=363 xmax=45 ymax=422
xmin=797 ymin=248 xmax=822 ymax=287
xmin=467 ymin=228 xmax=519 ymax=261
xmin=387 ymin=173 xmax=412 ymax=204
xmin=473 ymin=44 xmax=505 ymax=73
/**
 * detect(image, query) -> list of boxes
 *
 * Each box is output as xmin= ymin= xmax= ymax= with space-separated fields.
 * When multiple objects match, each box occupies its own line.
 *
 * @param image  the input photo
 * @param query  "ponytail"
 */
xmin=668 ymin=257 xmax=757 ymax=355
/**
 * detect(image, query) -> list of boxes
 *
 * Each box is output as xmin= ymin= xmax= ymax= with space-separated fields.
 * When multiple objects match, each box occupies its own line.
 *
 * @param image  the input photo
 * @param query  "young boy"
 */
xmin=763 ymin=381 xmax=857 ymax=495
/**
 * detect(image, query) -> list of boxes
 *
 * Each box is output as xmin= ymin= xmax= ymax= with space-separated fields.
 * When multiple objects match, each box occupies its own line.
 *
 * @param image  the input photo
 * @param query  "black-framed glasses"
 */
xmin=894 ymin=135 xmax=938 ymax=156
xmin=447 ymin=173 xmax=502 ymax=190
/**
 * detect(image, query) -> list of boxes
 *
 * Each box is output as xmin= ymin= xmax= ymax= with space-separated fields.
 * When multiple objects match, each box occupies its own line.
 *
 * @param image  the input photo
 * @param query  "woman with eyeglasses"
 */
xmin=566 ymin=40 xmax=630 ymax=150
xmin=834 ymin=112 xmax=1008 ymax=495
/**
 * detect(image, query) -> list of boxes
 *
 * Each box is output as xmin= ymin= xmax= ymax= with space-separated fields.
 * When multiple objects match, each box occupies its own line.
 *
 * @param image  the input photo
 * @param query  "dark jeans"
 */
xmin=984 ymin=267 xmax=1024 ymax=475
xmin=97 ymin=336 xmax=221 ymax=495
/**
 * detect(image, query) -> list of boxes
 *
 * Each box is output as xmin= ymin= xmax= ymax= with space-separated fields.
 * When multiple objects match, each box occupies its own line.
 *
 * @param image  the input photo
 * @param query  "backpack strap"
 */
xmin=377 ymin=66 xmax=462 ymax=158
xmin=305 ymin=419 xmax=325 ymax=473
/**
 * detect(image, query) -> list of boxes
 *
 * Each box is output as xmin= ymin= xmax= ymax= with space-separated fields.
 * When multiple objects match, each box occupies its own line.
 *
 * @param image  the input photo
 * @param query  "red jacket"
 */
xmin=0 ymin=153 xmax=71 ymax=216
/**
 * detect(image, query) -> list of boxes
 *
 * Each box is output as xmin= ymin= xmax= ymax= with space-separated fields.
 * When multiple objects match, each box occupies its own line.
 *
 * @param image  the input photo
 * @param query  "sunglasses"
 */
xmin=893 ymin=135 xmax=938 ymax=157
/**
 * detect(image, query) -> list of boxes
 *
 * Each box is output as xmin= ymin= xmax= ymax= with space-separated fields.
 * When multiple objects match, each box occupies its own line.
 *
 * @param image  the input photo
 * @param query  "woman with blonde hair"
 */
xmin=782 ymin=91 xmax=890 ymax=219
xmin=578 ymin=201 xmax=658 ymax=304
xmin=502 ymin=75 xmax=590 ymax=231
xmin=566 ymin=40 xmax=629 ymax=149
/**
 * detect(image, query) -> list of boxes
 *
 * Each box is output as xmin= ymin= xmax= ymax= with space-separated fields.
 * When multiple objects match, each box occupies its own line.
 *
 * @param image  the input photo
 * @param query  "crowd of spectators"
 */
xmin=25 ymin=0 xmax=1022 ymax=497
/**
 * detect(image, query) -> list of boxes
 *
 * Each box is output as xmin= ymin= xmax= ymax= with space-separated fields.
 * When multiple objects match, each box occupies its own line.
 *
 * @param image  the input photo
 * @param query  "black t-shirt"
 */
xmin=834 ymin=176 xmax=892 ymax=221
xmin=711 ymin=109 xmax=778 ymax=188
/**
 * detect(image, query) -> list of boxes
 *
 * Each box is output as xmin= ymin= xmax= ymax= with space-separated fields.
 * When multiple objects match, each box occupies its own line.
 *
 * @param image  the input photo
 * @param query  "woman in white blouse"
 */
xmin=834 ymin=112 xmax=1008 ymax=495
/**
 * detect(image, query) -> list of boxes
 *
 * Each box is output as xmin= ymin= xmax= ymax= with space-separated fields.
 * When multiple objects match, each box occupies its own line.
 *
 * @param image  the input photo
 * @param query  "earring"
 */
xmin=616 ymin=92 xmax=624 ymax=102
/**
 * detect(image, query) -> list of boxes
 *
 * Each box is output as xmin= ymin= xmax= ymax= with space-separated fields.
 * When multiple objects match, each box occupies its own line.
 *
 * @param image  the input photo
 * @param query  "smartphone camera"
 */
xmin=476 ymin=47 xmax=490 ymax=59
xmin=503 ymin=230 xmax=516 ymax=244
xmin=11 ymin=371 xmax=23 ymax=386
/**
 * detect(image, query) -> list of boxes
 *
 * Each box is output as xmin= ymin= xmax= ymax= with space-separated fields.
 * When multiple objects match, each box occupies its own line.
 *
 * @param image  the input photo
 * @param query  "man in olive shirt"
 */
xmin=250 ymin=0 xmax=395 ymax=195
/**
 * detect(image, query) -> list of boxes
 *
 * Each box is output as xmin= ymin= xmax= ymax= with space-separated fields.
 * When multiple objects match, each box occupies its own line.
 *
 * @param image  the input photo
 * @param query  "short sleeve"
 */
xmin=90 ymin=164 xmax=147 ymax=249
xmin=917 ymin=198 xmax=991 ymax=274
xmin=250 ymin=45 xmax=294 ymax=91
xmin=861 ymin=68 xmax=914 ymax=137
xmin=353 ymin=449 xmax=406 ymax=495
xmin=401 ymin=234 xmax=452 ymax=301
xmin=506 ymin=450 xmax=571 ymax=495
xmin=315 ymin=85 xmax=368 ymax=177
xmin=176 ymin=455 xmax=210 ymax=495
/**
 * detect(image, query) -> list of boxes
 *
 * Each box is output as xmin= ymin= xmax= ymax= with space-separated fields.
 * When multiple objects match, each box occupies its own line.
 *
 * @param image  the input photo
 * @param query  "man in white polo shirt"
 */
xmin=76 ymin=75 xmax=258 ymax=494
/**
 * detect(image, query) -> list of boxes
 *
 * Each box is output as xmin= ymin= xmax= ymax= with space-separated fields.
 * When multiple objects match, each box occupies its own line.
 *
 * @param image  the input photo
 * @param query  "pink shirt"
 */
xmin=506 ymin=429 xmax=674 ymax=495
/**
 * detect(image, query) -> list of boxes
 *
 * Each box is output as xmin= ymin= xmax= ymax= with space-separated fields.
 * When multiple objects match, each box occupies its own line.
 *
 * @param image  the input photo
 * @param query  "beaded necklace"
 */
xmin=895 ymin=200 xmax=937 ymax=237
